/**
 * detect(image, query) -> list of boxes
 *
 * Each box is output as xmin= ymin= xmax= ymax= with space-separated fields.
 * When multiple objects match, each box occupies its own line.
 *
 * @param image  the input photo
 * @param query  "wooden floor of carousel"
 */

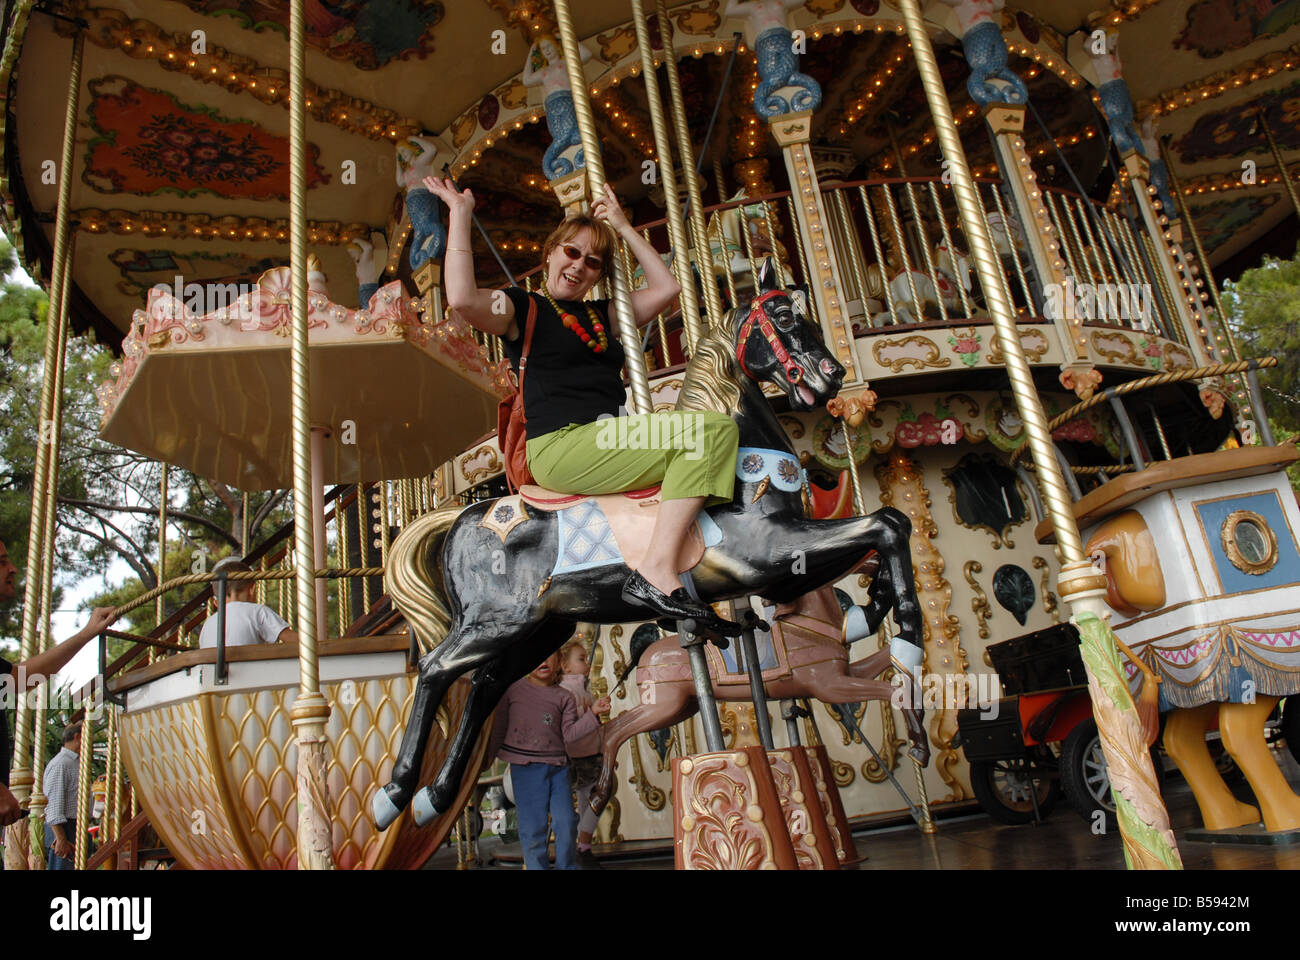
xmin=425 ymin=749 xmax=1300 ymax=870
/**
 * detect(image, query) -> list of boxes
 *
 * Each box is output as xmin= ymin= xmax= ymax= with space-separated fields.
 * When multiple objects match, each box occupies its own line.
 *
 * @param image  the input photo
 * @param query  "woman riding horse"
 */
xmin=425 ymin=176 xmax=742 ymax=636
xmin=371 ymin=192 xmax=927 ymax=832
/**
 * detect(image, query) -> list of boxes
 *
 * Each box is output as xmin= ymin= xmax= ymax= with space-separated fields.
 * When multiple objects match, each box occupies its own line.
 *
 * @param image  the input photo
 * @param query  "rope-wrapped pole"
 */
xmin=655 ymin=0 xmax=725 ymax=331
xmin=73 ymin=718 xmax=94 ymax=869
xmin=1158 ymin=139 xmax=1237 ymax=361
xmin=552 ymin=0 xmax=653 ymax=415
xmin=151 ymin=465 xmax=168 ymax=664
xmin=631 ymin=0 xmax=703 ymax=356
xmin=1260 ymin=112 xmax=1300 ymax=220
xmin=898 ymin=0 xmax=1180 ymax=869
xmin=106 ymin=706 xmax=121 ymax=847
xmin=5 ymin=28 xmax=83 ymax=872
xmin=287 ymin=0 xmax=334 ymax=870
xmin=26 ymin=257 xmax=74 ymax=870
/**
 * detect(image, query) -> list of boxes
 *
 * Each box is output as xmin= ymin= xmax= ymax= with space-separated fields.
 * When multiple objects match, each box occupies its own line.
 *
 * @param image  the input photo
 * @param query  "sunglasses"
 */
xmin=561 ymin=244 xmax=603 ymax=272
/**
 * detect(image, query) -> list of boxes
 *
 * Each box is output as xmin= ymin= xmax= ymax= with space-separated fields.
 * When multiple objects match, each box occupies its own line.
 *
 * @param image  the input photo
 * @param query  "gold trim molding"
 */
xmin=74 ymin=5 xmax=421 ymax=142
xmin=71 ymin=209 xmax=370 ymax=245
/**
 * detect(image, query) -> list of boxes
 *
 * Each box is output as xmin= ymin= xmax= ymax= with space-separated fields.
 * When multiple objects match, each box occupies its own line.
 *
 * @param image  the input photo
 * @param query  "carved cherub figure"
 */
xmin=348 ymin=230 xmax=389 ymax=309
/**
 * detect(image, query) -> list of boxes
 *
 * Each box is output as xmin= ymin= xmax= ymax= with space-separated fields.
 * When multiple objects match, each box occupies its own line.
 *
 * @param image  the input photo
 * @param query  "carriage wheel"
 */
xmin=1060 ymin=718 xmax=1163 ymax=830
xmin=968 ymin=758 xmax=1059 ymax=825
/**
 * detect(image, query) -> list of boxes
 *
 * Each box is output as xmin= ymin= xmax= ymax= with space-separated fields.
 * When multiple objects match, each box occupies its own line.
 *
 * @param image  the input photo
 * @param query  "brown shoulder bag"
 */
xmin=496 ymin=293 xmax=538 ymax=494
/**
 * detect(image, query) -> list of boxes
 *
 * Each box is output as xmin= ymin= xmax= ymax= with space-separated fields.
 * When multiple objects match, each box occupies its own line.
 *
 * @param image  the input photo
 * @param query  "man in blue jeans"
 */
xmin=43 ymin=723 xmax=83 ymax=870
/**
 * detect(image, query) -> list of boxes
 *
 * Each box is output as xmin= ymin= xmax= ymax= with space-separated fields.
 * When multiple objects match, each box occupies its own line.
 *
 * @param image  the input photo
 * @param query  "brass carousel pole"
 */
xmin=898 ymin=0 xmax=1181 ymax=869
xmin=653 ymin=0 xmax=725 ymax=332
xmin=287 ymin=0 xmax=335 ymax=870
xmin=552 ymin=0 xmax=653 ymax=415
xmin=5 ymin=28 xmax=83 ymax=872
xmin=631 ymin=0 xmax=703 ymax=355
xmin=1259 ymin=112 xmax=1300 ymax=219
xmin=152 ymin=465 xmax=167 ymax=663
xmin=26 ymin=258 xmax=74 ymax=871
xmin=1158 ymin=138 xmax=1255 ymax=428
xmin=73 ymin=716 xmax=93 ymax=869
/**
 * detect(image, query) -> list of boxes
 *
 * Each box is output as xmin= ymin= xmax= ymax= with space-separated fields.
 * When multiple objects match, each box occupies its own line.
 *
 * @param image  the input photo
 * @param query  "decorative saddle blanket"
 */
xmin=507 ymin=446 xmax=803 ymax=577
xmin=478 ymin=490 xmax=724 ymax=576
xmin=1128 ymin=623 xmax=1300 ymax=711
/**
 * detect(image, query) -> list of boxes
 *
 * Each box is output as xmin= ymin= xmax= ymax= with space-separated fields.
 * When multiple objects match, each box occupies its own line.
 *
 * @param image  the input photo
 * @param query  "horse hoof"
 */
xmin=413 ymin=786 xmax=442 ymax=827
xmin=842 ymin=606 xmax=871 ymax=645
xmin=371 ymin=787 xmax=402 ymax=831
xmin=909 ymin=745 xmax=930 ymax=767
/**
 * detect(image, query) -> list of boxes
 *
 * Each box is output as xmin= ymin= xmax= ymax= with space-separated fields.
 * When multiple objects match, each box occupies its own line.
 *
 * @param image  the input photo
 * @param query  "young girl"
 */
xmin=489 ymin=652 xmax=610 ymax=870
xmin=559 ymin=639 xmax=603 ymax=865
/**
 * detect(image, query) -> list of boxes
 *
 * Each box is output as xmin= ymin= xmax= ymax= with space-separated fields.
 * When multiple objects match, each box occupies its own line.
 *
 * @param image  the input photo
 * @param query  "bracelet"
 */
xmin=446 ymin=247 xmax=472 ymax=253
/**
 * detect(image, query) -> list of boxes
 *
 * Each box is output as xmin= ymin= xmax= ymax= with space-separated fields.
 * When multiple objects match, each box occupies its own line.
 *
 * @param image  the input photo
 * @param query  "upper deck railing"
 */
xmin=459 ymin=175 xmax=1189 ymax=375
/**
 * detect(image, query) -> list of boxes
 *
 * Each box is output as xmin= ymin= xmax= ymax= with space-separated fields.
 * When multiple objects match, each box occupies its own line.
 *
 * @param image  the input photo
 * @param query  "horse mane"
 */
xmin=674 ymin=308 xmax=745 ymax=416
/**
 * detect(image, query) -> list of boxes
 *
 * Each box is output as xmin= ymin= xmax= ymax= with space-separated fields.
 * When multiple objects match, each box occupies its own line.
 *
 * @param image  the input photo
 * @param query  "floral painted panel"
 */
xmin=109 ymin=249 xmax=284 ymax=299
xmin=1172 ymin=77 xmax=1300 ymax=163
xmin=1186 ymin=194 xmax=1281 ymax=252
xmin=85 ymin=77 xmax=329 ymax=200
xmin=1175 ymin=0 xmax=1300 ymax=59
xmin=168 ymin=0 xmax=445 ymax=70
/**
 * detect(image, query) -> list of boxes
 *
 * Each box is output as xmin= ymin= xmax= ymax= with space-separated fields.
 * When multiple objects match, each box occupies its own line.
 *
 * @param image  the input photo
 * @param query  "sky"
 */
xmin=4 ymin=258 xmax=133 ymax=689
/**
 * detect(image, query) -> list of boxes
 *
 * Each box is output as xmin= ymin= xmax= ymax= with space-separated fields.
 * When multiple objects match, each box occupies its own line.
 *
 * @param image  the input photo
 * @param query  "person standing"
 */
xmin=42 ymin=723 xmax=83 ymax=870
xmin=0 ymin=538 xmax=116 ymax=829
xmin=488 ymin=653 xmax=609 ymax=870
xmin=558 ymin=639 xmax=603 ymax=867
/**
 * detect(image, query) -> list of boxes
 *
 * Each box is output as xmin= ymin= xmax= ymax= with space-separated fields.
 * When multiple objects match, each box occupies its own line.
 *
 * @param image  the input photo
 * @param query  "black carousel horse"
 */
xmin=372 ymin=262 xmax=929 ymax=830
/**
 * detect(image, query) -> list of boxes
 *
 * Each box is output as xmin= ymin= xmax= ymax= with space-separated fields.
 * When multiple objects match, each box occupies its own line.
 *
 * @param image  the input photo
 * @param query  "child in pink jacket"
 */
xmin=490 ymin=652 xmax=609 ymax=870
xmin=559 ymin=639 xmax=604 ymax=863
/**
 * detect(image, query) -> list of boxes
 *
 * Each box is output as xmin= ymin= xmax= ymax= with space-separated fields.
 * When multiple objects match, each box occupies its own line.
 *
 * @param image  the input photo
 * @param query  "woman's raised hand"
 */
xmin=423 ymin=176 xmax=474 ymax=216
xmin=591 ymin=182 xmax=630 ymax=233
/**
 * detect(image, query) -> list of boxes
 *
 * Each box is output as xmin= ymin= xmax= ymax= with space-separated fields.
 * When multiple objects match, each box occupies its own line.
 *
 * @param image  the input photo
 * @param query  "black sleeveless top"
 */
xmin=501 ymin=286 xmax=628 ymax=439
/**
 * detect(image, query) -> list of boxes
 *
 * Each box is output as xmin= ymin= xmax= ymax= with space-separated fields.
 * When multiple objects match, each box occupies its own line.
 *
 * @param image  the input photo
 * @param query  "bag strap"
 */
xmin=516 ymin=294 xmax=538 ymax=400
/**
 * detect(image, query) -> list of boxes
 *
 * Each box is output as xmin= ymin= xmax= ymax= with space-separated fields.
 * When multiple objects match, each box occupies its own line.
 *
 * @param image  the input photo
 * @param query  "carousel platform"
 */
xmin=434 ymin=749 xmax=1300 ymax=871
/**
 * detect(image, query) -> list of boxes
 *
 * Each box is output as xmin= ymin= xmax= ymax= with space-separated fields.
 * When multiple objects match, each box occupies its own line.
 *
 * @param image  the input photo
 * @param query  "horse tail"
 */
xmin=385 ymin=505 xmax=464 ymax=656
xmin=615 ymin=625 xmax=662 ymax=691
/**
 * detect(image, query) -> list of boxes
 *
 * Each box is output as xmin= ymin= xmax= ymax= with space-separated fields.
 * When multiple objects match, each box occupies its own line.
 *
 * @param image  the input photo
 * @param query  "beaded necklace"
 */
xmin=540 ymin=281 xmax=608 ymax=353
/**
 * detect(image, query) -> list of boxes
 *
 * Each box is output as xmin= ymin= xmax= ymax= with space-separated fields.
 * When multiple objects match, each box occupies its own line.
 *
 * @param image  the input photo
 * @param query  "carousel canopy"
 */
xmin=0 ymin=0 xmax=1295 ymax=348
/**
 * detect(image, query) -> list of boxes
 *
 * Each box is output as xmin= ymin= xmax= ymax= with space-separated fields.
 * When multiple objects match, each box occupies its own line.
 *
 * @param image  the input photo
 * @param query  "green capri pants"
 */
xmin=525 ymin=411 xmax=739 ymax=507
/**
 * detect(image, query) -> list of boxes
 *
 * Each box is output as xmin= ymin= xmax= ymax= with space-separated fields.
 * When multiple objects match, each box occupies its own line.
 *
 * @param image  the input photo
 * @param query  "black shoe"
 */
xmin=576 ymin=848 xmax=602 ymax=870
xmin=622 ymin=571 xmax=742 ymax=636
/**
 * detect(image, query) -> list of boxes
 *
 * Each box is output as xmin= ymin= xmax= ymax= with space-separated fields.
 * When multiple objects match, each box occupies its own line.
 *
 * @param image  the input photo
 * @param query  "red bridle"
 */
xmin=735 ymin=290 xmax=805 ymax=386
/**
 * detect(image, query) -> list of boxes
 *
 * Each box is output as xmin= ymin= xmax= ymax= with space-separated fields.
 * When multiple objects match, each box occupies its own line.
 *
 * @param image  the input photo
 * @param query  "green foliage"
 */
xmin=0 ymin=235 xmax=303 ymax=653
xmin=1224 ymin=246 xmax=1300 ymax=437
xmin=1 ymin=678 xmax=92 ymax=779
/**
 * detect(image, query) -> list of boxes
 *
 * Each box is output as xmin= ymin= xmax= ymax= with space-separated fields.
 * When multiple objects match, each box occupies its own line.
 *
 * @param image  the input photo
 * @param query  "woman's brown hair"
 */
xmin=540 ymin=214 xmax=615 ymax=285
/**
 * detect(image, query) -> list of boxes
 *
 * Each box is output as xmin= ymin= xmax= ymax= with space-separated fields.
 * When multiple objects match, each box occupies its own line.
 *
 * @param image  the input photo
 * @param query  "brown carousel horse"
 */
xmin=590 ymin=572 xmax=902 ymax=815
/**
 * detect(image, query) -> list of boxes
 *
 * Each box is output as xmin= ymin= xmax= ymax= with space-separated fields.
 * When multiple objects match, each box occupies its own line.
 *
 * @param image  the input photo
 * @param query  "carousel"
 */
xmin=2 ymin=0 xmax=1300 ymax=872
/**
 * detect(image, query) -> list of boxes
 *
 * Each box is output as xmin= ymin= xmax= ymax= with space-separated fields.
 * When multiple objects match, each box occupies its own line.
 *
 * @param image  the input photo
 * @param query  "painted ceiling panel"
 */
xmin=5 ymin=0 xmax=1297 ymax=340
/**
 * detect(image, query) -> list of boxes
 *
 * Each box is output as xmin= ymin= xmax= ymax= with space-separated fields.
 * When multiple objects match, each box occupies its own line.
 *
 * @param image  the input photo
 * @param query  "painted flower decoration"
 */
xmin=777 ymin=458 xmax=799 ymax=484
xmin=494 ymin=504 xmax=515 ymax=523
xmin=742 ymin=453 xmax=764 ymax=475
xmin=126 ymin=116 xmax=279 ymax=186
xmin=948 ymin=329 xmax=983 ymax=368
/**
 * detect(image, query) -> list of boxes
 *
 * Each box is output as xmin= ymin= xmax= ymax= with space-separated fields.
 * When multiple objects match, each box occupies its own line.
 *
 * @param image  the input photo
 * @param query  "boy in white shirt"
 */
xmin=198 ymin=558 xmax=298 ymax=649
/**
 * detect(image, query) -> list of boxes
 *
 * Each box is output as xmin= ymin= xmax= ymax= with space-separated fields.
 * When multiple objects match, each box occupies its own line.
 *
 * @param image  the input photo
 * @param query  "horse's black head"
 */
xmin=734 ymin=259 xmax=845 ymax=411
